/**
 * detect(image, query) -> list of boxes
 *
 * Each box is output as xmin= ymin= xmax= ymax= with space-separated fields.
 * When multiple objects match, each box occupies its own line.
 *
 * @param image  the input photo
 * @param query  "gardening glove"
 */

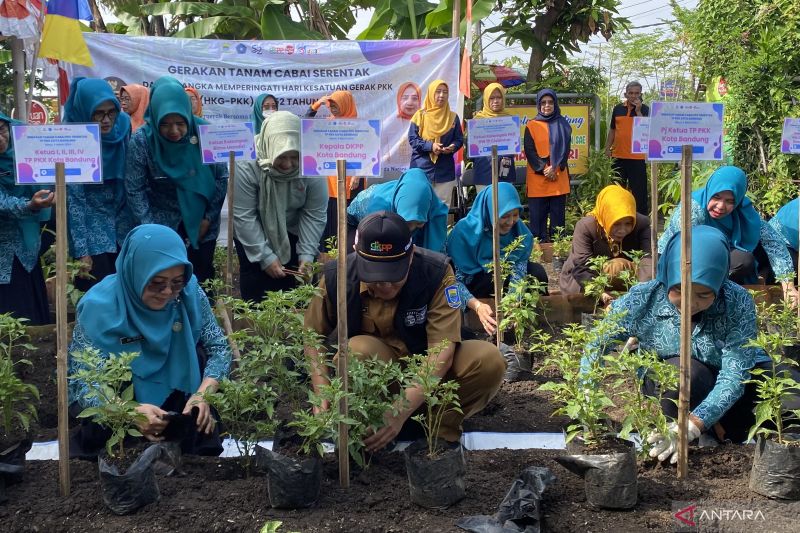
xmin=647 ymin=420 xmax=702 ymax=464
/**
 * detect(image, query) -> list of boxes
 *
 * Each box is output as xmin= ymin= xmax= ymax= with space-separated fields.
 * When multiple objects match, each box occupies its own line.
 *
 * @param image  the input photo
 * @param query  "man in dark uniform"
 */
xmin=606 ymin=81 xmax=650 ymax=214
xmin=304 ymin=211 xmax=505 ymax=451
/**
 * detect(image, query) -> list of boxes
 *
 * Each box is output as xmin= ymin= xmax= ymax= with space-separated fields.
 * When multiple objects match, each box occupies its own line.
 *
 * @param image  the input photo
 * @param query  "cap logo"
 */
xmin=370 ymin=241 xmax=393 ymax=253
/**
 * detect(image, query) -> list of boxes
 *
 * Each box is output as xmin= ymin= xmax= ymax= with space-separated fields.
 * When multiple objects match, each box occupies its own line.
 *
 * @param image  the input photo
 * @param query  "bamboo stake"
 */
xmin=490 ymin=145 xmax=502 ymax=349
xmin=226 ymin=151 xmax=236 ymax=298
xmin=335 ymin=160 xmax=350 ymax=488
xmin=650 ymin=160 xmax=659 ymax=279
xmin=677 ymin=145 xmax=693 ymax=480
xmin=214 ymin=299 xmax=241 ymax=363
xmin=55 ymin=163 xmax=70 ymax=496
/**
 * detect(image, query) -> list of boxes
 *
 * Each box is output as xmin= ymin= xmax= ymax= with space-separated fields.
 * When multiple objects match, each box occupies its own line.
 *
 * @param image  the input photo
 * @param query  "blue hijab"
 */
xmin=141 ymin=76 xmax=215 ymax=249
xmin=251 ymin=93 xmax=277 ymax=135
xmin=364 ymin=168 xmax=448 ymax=252
xmin=656 ymin=225 xmax=730 ymax=296
xmin=63 ymin=77 xmax=131 ymax=180
xmin=0 ymin=112 xmax=51 ymax=254
xmin=447 ymin=182 xmax=532 ymax=275
xmin=76 ymin=225 xmax=204 ymax=406
xmin=533 ymin=89 xmax=572 ymax=168
xmin=691 ymin=166 xmax=761 ymax=252
xmin=772 ymin=198 xmax=799 ymax=251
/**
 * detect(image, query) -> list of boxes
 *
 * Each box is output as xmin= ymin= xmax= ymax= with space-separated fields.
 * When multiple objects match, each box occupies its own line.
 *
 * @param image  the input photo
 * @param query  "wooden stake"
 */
xmin=335 ymin=160 xmax=350 ymax=488
xmin=54 ymin=163 xmax=70 ymax=496
xmin=490 ymin=145 xmax=502 ymax=349
xmin=650 ymin=161 xmax=659 ymax=279
xmin=677 ymin=145 xmax=693 ymax=480
xmin=226 ymin=151 xmax=236 ymax=297
xmin=215 ymin=299 xmax=241 ymax=363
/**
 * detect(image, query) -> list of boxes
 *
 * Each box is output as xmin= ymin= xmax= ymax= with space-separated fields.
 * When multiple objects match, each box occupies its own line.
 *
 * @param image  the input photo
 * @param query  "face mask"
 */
xmin=262 ymin=110 xmax=275 ymax=118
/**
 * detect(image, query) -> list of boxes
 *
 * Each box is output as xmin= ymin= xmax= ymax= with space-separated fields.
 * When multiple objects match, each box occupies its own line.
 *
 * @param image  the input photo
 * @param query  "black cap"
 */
xmin=354 ymin=211 xmax=414 ymax=283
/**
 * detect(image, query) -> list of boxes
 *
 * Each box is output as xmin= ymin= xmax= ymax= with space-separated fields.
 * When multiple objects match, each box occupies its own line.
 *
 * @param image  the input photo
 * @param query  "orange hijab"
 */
xmin=396 ymin=82 xmax=421 ymax=119
xmin=184 ymin=86 xmax=203 ymax=117
xmin=324 ymin=90 xmax=357 ymax=118
xmin=121 ymin=84 xmax=149 ymax=132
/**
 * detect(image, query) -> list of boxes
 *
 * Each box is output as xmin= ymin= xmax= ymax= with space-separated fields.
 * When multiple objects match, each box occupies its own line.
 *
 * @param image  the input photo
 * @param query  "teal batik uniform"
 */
xmin=587 ymin=226 xmax=764 ymax=429
xmin=446 ymin=182 xmax=533 ymax=309
xmin=63 ymin=77 xmax=134 ymax=260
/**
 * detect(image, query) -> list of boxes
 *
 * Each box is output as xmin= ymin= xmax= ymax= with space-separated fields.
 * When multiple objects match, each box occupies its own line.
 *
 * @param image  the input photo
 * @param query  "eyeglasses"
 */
xmin=119 ymin=95 xmax=132 ymax=103
xmin=145 ymin=279 xmax=186 ymax=294
xmin=0 ymin=124 xmax=9 ymax=136
xmin=92 ymin=109 xmax=118 ymax=122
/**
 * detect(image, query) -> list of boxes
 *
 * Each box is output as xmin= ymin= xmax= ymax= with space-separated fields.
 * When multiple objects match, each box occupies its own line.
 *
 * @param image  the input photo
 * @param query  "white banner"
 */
xmin=66 ymin=34 xmax=460 ymax=175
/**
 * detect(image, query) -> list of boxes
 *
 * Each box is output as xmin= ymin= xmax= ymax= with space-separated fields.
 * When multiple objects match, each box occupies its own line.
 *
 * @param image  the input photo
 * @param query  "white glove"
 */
xmin=647 ymin=420 xmax=702 ymax=464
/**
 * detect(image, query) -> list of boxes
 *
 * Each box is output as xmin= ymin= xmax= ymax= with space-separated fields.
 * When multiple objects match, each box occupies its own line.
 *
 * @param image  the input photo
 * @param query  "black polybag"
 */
xmin=555 ymin=442 xmax=637 ymax=510
xmin=749 ymin=434 xmax=800 ymax=500
xmin=99 ymin=443 xmax=170 ymax=515
xmin=501 ymin=343 xmax=532 ymax=382
xmin=255 ymin=444 xmax=322 ymax=509
xmin=0 ymin=439 xmax=31 ymax=503
xmin=456 ymin=466 xmax=555 ymax=533
xmin=404 ymin=438 xmax=466 ymax=510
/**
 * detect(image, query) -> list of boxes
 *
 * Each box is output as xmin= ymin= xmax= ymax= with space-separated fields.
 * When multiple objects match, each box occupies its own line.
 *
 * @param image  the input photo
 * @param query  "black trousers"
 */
xmin=234 ymin=232 xmax=300 ymax=303
xmin=613 ymin=158 xmax=648 ymax=215
xmin=74 ymin=251 xmax=118 ymax=293
xmin=528 ymin=195 xmax=567 ymax=242
xmin=757 ymin=245 xmax=798 ymax=285
xmin=642 ymin=357 xmax=800 ymax=443
xmin=465 ymin=263 xmax=549 ymax=297
xmin=0 ymin=256 xmax=50 ymax=325
xmin=176 ymin=223 xmax=217 ymax=285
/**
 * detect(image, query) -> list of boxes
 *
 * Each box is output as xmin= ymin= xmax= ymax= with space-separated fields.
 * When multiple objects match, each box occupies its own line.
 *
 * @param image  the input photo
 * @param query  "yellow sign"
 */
xmin=507 ymin=105 xmax=590 ymax=175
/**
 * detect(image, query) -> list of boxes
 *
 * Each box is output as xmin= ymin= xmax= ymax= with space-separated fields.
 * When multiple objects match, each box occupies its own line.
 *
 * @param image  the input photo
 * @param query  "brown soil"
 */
xmin=2 ymin=444 xmax=789 ymax=533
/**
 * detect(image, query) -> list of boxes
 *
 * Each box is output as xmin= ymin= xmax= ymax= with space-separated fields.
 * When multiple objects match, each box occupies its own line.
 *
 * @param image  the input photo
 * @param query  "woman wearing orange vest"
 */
xmin=305 ymin=90 xmax=363 ymax=245
xmin=523 ymin=89 xmax=572 ymax=241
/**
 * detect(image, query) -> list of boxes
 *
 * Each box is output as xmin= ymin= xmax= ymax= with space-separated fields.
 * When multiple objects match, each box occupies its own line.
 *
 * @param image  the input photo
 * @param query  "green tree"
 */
xmin=685 ymin=0 xmax=800 ymax=214
xmin=105 ymin=0 xmax=370 ymax=40
xmin=604 ymin=27 xmax=693 ymax=103
xmin=489 ymin=0 xmax=628 ymax=83
xmin=357 ymin=0 xmax=495 ymax=40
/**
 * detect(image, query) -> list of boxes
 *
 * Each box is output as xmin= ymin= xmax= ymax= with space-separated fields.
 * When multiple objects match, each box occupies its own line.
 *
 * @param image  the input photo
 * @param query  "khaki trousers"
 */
xmin=345 ymin=336 xmax=505 ymax=441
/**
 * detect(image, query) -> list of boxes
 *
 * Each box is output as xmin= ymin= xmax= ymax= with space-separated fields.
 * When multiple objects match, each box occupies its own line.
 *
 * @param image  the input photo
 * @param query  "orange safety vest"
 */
xmin=611 ymin=106 xmax=646 ymax=160
xmin=525 ymin=120 xmax=570 ymax=198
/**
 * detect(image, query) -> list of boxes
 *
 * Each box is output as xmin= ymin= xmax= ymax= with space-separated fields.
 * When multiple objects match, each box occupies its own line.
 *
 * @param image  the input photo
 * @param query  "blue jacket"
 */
xmin=408 ymin=118 xmax=464 ymax=183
